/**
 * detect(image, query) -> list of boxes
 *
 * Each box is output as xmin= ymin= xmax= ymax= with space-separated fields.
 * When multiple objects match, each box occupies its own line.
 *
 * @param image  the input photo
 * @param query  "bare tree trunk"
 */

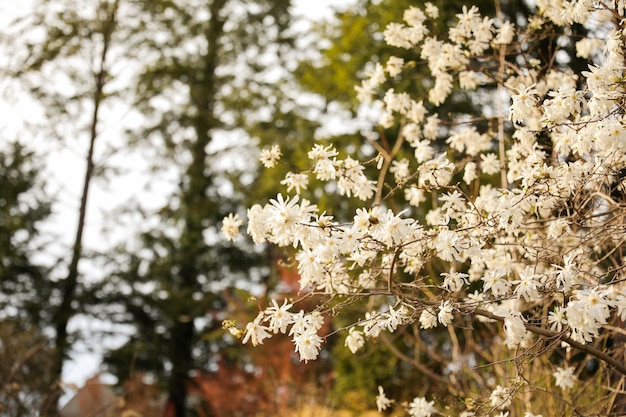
xmin=164 ymin=2 xmax=226 ymax=414
xmin=44 ymin=2 xmax=119 ymax=415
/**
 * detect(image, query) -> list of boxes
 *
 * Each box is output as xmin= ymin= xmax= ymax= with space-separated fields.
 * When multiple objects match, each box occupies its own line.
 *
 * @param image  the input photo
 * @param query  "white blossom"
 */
xmin=424 ymin=2 xmax=439 ymax=18
xmin=480 ymin=153 xmax=501 ymax=175
xmin=221 ymin=213 xmax=242 ymax=241
xmin=363 ymin=312 xmax=383 ymax=337
xmin=482 ymin=268 xmax=510 ymax=297
xmin=242 ymin=313 xmax=272 ymax=346
xmin=440 ymin=271 xmax=469 ymax=293
xmin=235 ymin=3 xmax=626 ymax=413
xmin=246 ymin=204 xmax=271 ymax=244
xmin=376 ymin=386 xmax=393 ymax=412
xmin=435 ymin=230 xmax=466 ymax=262
xmin=503 ymin=311 xmax=527 ymax=348
xmin=513 ymin=266 xmax=542 ymax=302
xmin=490 ymin=385 xmax=512 ymax=409
xmin=390 ymin=158 xmax=411 ymax=184
xmin=293 ymin=329 xmax=323 ymax=362
xmin=419 ymin=309 xmax=438 ymax=329
xmin=459 ymin=71 xmax=481 ymax=90
xmin=553 ymin=366 xmax=576 ymax=390
xmin=463 ymin=161 xmax=477 ymax=184
xmin=405 ymin=186 xmax=426 ymax=206
xmin=407 ymin=397 xmax=436 ymax=417
xmin=264 ymin=299 xmax=294 ymax=334
xmin=548 ymin=306 xmax=567 ymax=332
xmin=345 ymin=327 xmax=365 ymax=353
xmin=494 ymin=21 xmax=515 ymax=45
xmin=576 ymin=37 xmax=602 ymax=59
xmin=438 ymin=300 xmax=454 ymax=327
xmin=419 ymin=153 xmax=454 ymax=188
xmin=423 ymin=114 xmax=440 ymax=140
xmin=280 ymin=172 xmax=309 ymax=194
xmin=386 ymin=56 xmax=404 ymax=77
xmin=510 ymin=85 xmax=541 ymax=124
xmin=259 ymin=144 xmax=282 ymax=168
xmin=382 ymin=305 xmax=410 ymax=332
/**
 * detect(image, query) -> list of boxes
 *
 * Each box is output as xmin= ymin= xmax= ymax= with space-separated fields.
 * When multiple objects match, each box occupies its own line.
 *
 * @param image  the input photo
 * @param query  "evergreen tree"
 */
xmin=0 ymin=141 xmax=55 ymax=414
xmin=0 ymin=142 xmax=51 ymax=324
xmin=2 ymin=1 xmax=128 ymax=413
xmin=101 ymin=1 xmax=294 ymax=415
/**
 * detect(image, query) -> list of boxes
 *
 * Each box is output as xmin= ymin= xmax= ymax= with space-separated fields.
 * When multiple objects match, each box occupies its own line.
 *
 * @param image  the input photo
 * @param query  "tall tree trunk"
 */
xmin=44 ymin=2 xmax=119 ymax=415
xmin=165 ymin=1 xmax=226 ymax=415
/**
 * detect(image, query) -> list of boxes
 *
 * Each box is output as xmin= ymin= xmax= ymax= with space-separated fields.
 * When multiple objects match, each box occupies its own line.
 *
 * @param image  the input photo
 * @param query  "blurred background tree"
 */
xmin=94 ymin=1 xmax=325 ymax=416
xmin=0 ymin=142 xmax=55 ymax=414
xmin=0 ymin=142 xmax=51 ymax=326
xmin=1 ymin=1 xmax=127 ymax=413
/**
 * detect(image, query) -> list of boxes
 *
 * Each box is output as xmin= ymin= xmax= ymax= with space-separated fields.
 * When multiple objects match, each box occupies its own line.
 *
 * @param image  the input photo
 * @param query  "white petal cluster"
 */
xmin=221 ymin=213 xmax=242 ymax=241
xmin=553 ymin=366 xmax=576 ymax=390
xmin=566 ymin=288 xmax=612 ymax=344
xmin=236 ymin=1 xmax=626 ymax=414
xmin=376 ymin=386 xmax=393 ymax=412
xmin=344 ymin=327 xmax=365 ymax=354
xmin=241 ymin=313 xmax=271 ymax=347
xmin=490 ymin=385 xmax=513 ymax=410
xmin=259 ymin=144 xmax=281 ymax=168
xmin=242 ymin=302 xmax=325 ymax=362
xmin=407 ymin=396 xmax=436 ymax=417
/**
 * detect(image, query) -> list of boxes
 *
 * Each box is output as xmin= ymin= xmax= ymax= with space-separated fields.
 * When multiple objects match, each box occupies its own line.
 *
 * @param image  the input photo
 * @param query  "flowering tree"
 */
xmin=223 ymin=1 xmax=626 ymax=415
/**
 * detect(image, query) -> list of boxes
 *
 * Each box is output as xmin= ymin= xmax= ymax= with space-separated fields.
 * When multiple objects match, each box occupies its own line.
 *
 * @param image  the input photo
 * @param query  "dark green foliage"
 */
xmin=0 ymin=142 xmax=51 ymax=325
xmin=0 ymin=142 xmax=55 ymax=413
xmin=3 ymin=3 xmax=124 ymax=414
xmin=99 ymin=1 xmax=295 ymax=416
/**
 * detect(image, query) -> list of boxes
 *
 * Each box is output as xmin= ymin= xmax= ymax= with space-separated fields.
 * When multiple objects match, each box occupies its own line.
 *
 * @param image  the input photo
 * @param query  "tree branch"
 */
xmin=472 ymin=307 xmax=626 ymax=376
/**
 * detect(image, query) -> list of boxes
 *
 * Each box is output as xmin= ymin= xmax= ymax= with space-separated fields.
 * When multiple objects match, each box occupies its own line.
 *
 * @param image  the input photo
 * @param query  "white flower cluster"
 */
xmin=226 ymin=0 xmax=626 ymax=414
xmin=241 ymin=299 xmax=325 ymax=362
xmin=220 ymin=213 xmax=242 ymax=241
xmin=258 ymin=144 xmax=281 ymax=168
xmin=376 ymin=385 xmax=436 ymax=417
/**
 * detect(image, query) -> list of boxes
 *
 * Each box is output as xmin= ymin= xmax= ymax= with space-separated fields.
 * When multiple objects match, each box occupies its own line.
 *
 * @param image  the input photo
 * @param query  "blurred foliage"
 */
xmin=2 ymin=2 xmax=125 ymax=414
xmin=0 ymin=142 xmax=52 ymax=326
xmin=0 ymin=320 xmax=56 ymax=416
xmin=0 ymin=143 xmax=55 ymax=414
xmin=93 ymin=1 xmax=323 ymax=416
